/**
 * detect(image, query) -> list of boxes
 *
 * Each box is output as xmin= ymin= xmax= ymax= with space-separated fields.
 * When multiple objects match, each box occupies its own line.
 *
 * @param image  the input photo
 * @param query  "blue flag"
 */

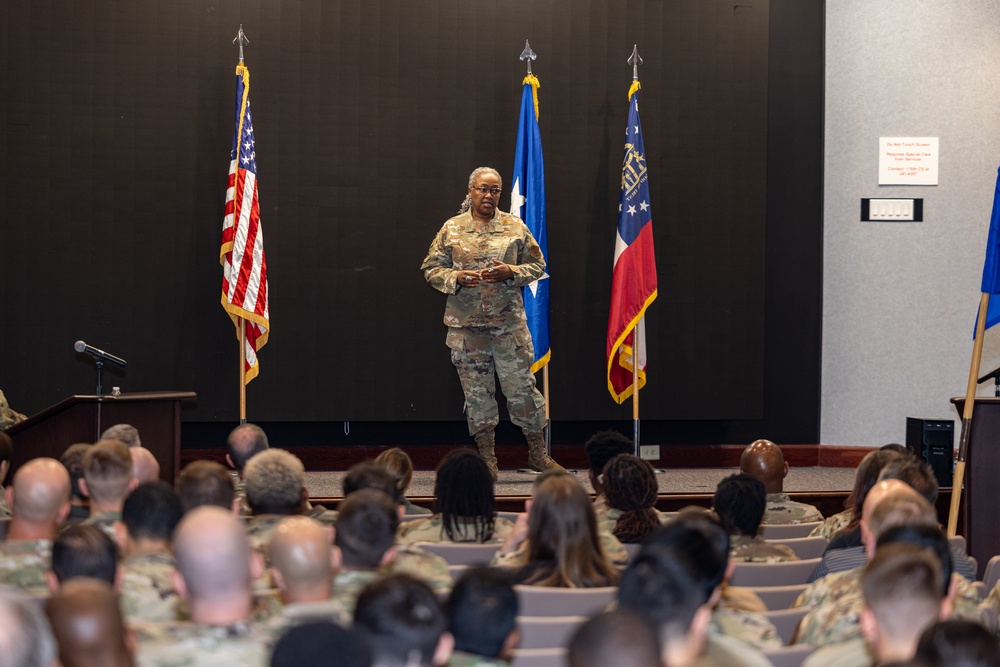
xmin=511 ymin=74 xmax=550 ymax=372
xmin=973 ymin=167 xmax=1000 ymax=337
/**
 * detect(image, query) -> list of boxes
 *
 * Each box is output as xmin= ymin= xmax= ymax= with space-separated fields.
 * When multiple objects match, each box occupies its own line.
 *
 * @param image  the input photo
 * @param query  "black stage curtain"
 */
xmin=1 ymin=0 xmax=822 ymax=442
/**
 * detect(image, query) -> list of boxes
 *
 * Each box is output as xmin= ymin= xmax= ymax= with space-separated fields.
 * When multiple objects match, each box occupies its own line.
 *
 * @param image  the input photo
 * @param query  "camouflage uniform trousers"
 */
xmin=448 ymin=325 xmax=546 ymax=436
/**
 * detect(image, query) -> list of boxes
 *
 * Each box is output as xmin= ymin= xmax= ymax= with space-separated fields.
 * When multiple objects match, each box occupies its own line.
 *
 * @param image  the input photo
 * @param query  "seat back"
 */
xmin=764 ymin=607 xmax=809 ymax=645
xmin=516 ymin=616 xmax=589 ymax=650
xmin=510 ymin=648 xmax=568 ymax=667
xmin=414 ymin=542 xmax=500 ymax=566
xmin=730 ymin=558 xmax=821 ymax=587
xmin=514 ymin=585 xmax=617 ymax=617
xmin=765 ymin=536 xmax=828 ymax=560
xmin=761 ymin=644 xmax=815 ymax=667
xmin=745 ymin=583 xmax=808 ymax=610
xmin=760 ymin=522 xmax=823 ymax=539
xmin=983 ymin=554 xmax=1000 ymax=598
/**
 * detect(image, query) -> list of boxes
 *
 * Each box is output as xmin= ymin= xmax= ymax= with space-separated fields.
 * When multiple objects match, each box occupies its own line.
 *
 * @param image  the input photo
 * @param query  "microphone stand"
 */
xmin=94 ymin=359 xmax=104 ymax=396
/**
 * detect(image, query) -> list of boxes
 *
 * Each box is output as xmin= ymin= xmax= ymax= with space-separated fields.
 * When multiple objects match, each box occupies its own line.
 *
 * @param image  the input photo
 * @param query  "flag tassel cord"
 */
xmin=947 ymin=292 xmax=990 ymax=536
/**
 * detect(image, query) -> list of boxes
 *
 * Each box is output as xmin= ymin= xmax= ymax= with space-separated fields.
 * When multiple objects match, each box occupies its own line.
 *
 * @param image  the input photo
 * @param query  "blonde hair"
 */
xmin=375 ymin=447 xmax=414 ymax=493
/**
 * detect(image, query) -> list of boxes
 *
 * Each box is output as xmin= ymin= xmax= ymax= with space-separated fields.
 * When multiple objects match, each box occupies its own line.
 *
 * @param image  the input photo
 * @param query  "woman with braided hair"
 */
xmin=602 ymin=453 xmax=661 ymax=544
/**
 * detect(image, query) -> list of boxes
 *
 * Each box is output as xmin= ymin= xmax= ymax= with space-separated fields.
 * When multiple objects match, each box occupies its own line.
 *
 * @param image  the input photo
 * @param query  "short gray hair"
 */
xmin=458 ymin=167 xmax=503 ymax=214
xmin=99 ymin=423 xmax=141 ymax=448
xmin=244 ymin=449 xmax=305 ymax=515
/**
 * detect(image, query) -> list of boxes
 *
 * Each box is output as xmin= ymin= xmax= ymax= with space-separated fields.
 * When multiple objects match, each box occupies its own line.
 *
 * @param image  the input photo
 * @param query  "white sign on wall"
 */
xmin=878 ymin=137 xmax=939 ymax=185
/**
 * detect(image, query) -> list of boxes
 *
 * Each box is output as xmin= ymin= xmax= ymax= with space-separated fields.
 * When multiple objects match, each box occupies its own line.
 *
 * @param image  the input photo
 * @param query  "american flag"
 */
xmin=220 ymin=63 xmax=269 ymax=383
xmin=606 ymin=80 xmax=658 ymax=403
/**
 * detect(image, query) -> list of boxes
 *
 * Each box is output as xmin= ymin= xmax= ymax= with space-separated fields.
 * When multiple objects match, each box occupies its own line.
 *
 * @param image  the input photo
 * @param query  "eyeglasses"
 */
xmin=472 ymin=186 xmax=502 ymax=196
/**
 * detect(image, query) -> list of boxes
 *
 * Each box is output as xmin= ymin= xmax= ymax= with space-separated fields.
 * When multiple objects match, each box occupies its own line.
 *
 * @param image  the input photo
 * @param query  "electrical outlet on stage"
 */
xmin=639 ymin=445 xmax=660 ymax=461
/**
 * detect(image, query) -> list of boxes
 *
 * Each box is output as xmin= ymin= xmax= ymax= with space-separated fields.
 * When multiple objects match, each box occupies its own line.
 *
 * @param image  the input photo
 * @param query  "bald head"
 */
xmin=173 ymin=506 xmax=253 ymax=607
xmin=130 ymin=448 xmax=160 ymax=484
xmin=270 ymin=516 xmax=334 ymax=602
xmin=740 ymin=439 xmax=787 ymax=493
xmin=226 ymin=423 xmax=269 ymax=476
xmin=46 ymin=578 xmax=132 ymax=667
xmin=861 ymin=480 xmax=911 ymax=525
xmin=11 ymin=458 xmax=71 ymax=523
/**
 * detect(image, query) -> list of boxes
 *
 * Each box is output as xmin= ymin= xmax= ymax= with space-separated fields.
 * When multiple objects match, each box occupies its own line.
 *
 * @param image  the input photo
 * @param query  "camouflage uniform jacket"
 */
xmin=793 ymin=568 xmax=985 ymax=646
xmin=121 ymin=550 xmax=185 ymax=623
xmin=711 ymin=608 xmax=782 ymax=649
xmin=729 ymin=534 xmax=800 ymax=563
xmin=690 ymin=633 xmax=774 ymax=667
xmin=0 ymin=390 xmax=27 ymax=429
xmin=82 ymin=509 xmax=122 ymax=544
xmin=800 ymin=638 xmax=873 ymax=667
xmin=718 ymin=583 xmax=767 ymax=613
xmin=397 ymin=514 xmax=515 ymax=547
xmin=134 ymin=618 xmax=277 ymax=667
xmin=421 ymin=209 xmax=546 ymax=329
xmin=264 ymin=597 xmax=350 ymax=632
xmin=0 ymin=538 xmax=51 ymax=596
xmin=0 ymin=487 xmax=11 ymax=519
xmin=391 ymin=545 xmax=454 ymax=594
xmin=245 ymin=514 xmax=284 ymax=591
xmin=329 ymin=569 xmax=381 ymax=617
xmin=448 ymin=651 xmax=509 ymax=667
xmin=593 ymin=498 xmax=669 ymax=535
xmin=809 ymin=509 xmax=852 ymax=539
xmin=763 ymin=493 xmax=824 ymax=525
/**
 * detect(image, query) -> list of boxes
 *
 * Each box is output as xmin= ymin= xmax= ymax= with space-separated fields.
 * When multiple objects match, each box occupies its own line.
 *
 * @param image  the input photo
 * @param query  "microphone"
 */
xmin=73 ymin=341 xmax=127 ymax=367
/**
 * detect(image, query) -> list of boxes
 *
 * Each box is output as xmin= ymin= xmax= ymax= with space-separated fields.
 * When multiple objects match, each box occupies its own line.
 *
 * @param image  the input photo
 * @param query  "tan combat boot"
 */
xmin=474 ymin=431 xmax=499 ymax=481
xmin=526 ymin=430 xmax=566 ymax=473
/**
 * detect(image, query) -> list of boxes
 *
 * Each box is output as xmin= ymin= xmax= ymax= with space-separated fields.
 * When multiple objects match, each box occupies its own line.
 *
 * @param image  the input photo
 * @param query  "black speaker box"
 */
xmin=905 ymin=418 xmax=954 ymax=488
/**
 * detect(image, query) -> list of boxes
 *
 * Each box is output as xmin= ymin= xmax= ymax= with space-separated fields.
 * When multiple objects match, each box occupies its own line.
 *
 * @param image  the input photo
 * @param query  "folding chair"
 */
xmin=414 ymin=542 xmax=500 ymax=566
xmin=744 ymin=583 xmax=808 ymax=610
xmin=516 ymin=616 xmax=588 ymax=649
xmin=765 ymin=536 xmax=828 ymax=560
xmin=764 ymin=607 xmax=809 ymax=645
xmin=760 ymin=522 xmax=823 ymax=539
xmin=514 ymin=585 xmax=617 ymax=617
xmin=730 ymin=558 xmax=821 ymax=587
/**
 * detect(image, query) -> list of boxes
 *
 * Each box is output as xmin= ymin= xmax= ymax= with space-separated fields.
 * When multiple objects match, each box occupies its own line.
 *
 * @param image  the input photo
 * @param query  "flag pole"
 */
xmin=234 ymin=24 xmax=250 ymax=425
xmin=947 ymin=292 xmax=990 ymax=536
xmin=629 ymin=44 xmax=643 ymax=457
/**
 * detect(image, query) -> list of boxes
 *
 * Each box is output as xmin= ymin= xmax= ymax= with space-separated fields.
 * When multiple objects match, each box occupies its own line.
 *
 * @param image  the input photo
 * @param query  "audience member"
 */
xmin=60 ymin=443 xmax=93 ymax=524
xmin=134 ymin=506 xmax=271 ymax=664
xmin=810 ymin=448 xmax=903 ymax=540
xmin=46 ymin=577 xmax=134 ymax=667
xmin=583 ymin=430 xmax=633 ymax=520
xmin=398 ymin=449 xmax=513 ymax=546
xmin=447 ymin=567 xmax=519 ymax=665
xmin=333 ymin=488 xmax=402 ymax=615
xmin=176 ymin=460 xmax=236 ymax=513
xmin=270 ymin=620 xmax=373 ymax=667
xmin=802 ymin=545 xmax=951 ymax=667
xmin=0 ymin=589 xmax=59 ymax=667
xmin=740 ymin=439 xmax=823 ymax=524
xmin=494 ymin=472 xmax=620 ymax=587
xmin=0 ymin=431 xmax=13 ymax=517
xmin=226 ymin=422 xmax=270 ymax=514
xmin=268 ymin=515 xmax=347 ymax=625
xmin=568 ymin=609 xmax=662 ymax=667
xmin=353 ymin=573 xmax=454 ymax=667
xmin=119 ymin=481 xmax=184 ymax=623
xmin=49 ymin=524 xmax=118 ymax=591
xmin=619 ymin=544 xmax=771 ymax=667
xmin=100 ymin=423 xmax=142 ymax=448
xmin=375 ymin=448 xmax=431 ymax=515
xmin=343 ymin=463 xmax=452 ymax=594
xmin=714 ymin=473 xmax=798 ymax=562
xmin=0 ymin=390 xmax=28 ymax=429
xmin=600 ymin=453 xmax=660 ymax=544
xmin=80 ymin=440 xmax=136 ymax=542
xmin=0 ymin=457 xmax=71 ymax=595
xmin=646 ymin=509 xmax=782 ymax=650
xmin=130 ymin=448 xmax=160 ymax=484
xmin=915 ymin=619 xmax=1000 ymax=667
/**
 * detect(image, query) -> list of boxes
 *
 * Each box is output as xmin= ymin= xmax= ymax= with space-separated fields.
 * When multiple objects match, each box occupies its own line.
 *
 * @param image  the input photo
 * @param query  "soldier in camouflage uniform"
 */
xmin=0 ymin=457 xmax=71 ymax=597
xmin=0 ymin=390 xmax=26 ymax=430
xmin=48 ymin=578 xmax=135 ymax=665
xmin=119 ymin=481 xmax=185 ymax=623
xmin=422 ymin=167 xmax=563 ymax=477
xmin=447 ymin=568 xmax=518 ymax=667
xmin=740 ymin=439 xmax=824 ymax=524
xmin=79 ymin=439 xmax=135 ymax=545
xmin=398 ymin=513 xmax=515 ymax=546
xmin=714 ymin=473 xmax=801 ymax=563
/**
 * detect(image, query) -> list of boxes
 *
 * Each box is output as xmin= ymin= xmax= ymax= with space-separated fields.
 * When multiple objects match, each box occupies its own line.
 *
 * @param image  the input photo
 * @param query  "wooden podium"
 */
xmin=951 ymin=397 xmax=1000 ymax=577
xmin=5 ymin=392 xmax=196 ymax=483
